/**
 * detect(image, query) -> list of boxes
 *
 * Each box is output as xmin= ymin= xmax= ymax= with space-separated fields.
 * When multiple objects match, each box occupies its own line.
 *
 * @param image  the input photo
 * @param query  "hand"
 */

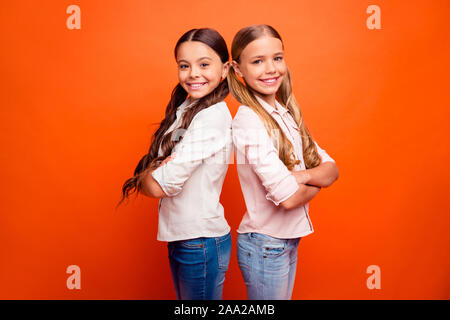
xmin=291 ymin=169 xmax=310 ymax=185
xmin=159 ymin=153 xmax=176 ymax=167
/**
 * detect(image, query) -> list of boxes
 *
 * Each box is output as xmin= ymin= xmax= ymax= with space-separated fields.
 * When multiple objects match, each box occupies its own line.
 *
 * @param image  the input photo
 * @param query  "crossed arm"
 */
xmin=140 ymin=155 xmax=175 ymax=198
xmin=143 ymin=160 xmax=339 ymax=206
xmin=281 ymin=161 xmax=339 ymax=210
xmin=141 ymin=169 xmax=166 ymax=198
xmin=142 ymin=152 xmax=339 ymax=210
xmin=232 ymin=107 xmax=339 ymax=211
xmin=140 ymin=105 xmax=231 ymax=199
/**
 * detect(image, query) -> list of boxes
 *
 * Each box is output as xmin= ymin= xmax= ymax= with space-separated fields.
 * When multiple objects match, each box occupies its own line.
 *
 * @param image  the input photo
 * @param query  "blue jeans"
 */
xmin=168 ymin=232 xmax=232 ymax=300
xmin=237 ymin=232 xmax=301 ymax=300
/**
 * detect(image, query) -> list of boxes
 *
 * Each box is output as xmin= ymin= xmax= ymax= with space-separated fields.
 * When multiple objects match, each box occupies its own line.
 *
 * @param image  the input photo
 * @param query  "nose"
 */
xmin=265 ymin=60 xmax=276 ymax=74
xmin=189 ymin=65 xmax=201 ymax=78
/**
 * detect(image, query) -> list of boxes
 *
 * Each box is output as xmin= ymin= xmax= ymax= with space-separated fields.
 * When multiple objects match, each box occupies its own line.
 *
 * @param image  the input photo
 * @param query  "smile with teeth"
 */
xmin=259 ymin=77 xmax=279 ymax=85
xmin=187 ymin=82 xmax=207 ymax=89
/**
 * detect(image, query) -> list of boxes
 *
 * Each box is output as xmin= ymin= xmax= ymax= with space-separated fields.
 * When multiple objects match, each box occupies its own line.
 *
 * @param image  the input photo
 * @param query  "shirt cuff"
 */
xmin=151 ymin=166 xmax=180 ymax=197
xmin=265 ymin=174 xmax=299 ymax=206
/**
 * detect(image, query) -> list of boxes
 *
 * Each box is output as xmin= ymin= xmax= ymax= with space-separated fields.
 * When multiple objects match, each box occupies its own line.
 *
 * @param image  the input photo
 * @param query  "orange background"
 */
xmin=1 ymin=0 xmax=449 ymax=299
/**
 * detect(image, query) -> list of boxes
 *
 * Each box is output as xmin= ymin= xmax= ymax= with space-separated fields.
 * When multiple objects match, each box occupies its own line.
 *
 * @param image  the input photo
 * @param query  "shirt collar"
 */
xmin=254 ymin=95 xmax=289 ymax=116
xmin=176 ymin=98 xmax=196 ymax=116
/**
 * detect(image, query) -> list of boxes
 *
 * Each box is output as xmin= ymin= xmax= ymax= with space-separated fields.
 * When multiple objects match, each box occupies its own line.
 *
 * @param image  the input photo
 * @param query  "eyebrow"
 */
xmin=177 ymin=56 xmax=213 ymax=64
xmin=249 ymin=52 xmax=284 ymax=59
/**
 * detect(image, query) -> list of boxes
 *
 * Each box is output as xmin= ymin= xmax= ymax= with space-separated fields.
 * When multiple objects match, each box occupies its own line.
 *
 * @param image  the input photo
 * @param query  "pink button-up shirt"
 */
xmin=231 ymin=96 xmax=335 ymax=239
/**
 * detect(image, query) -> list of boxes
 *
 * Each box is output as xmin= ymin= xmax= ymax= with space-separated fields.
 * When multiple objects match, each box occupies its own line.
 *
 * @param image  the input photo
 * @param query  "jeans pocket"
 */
xmin=249 ymin=233 xmax=287 ymax=257
xmin=258 ymin=235 xmax=287 ymax=258
xmin=216 ymin=232 xmax=231 ymax=270
xmin=263 ymin=242 xmax=287 ymax=257
xmin=176 ymin=237 xmax=204 ymax=249
xmin=237 ymin=235 xmax=252 ymax=272
xmin=250 ymin=232 xmax=274 ymax=241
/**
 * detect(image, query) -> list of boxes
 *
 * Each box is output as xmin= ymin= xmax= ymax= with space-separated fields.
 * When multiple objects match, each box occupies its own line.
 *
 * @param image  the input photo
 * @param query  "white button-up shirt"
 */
xmin=151 ymin=99 xmax=232 ymax=242
xmin=232 ymin=96 xmax=335 ymax=239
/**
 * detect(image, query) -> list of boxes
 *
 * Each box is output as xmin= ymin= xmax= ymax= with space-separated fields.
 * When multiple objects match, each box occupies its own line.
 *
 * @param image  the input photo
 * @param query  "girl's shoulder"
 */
xmin=206 ymin=100 xmax=231 ymax=116
xmin=232 ymin=105 xmax=264 ymax=129
xmin=191 ymin=100 xmax=231 ymax=126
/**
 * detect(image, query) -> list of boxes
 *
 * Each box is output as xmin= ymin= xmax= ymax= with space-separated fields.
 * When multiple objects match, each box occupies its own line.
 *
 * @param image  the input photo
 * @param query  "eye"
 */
xmin=252 ymin=59 xmax=262 ymax=64
xmin=274 ymin=56 xmax=283 ymax=61
xmin=200 ymin=63 xmax=209 ymax=68
xmin=179 ymin=64 xmax=189 ymax=70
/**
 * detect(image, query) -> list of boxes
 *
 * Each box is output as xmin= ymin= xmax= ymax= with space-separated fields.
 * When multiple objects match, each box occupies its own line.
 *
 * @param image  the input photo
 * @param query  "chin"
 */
xmin=189 ymin=91 xmax=207 ymax=99
xmin=258 ymin=87 xmax=279 ymax=96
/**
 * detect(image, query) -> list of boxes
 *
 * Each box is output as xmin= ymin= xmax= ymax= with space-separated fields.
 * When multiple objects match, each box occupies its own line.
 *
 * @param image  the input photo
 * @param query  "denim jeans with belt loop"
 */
xmin=168 ymin=231 xmax=232 ymax=300
xmin=237 ymin=232 xmax=301 ymax=300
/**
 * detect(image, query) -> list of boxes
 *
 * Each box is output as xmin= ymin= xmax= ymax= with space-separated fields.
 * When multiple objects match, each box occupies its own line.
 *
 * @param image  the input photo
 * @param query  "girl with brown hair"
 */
xmin=119 ymin=28 xmax=232 ymax=300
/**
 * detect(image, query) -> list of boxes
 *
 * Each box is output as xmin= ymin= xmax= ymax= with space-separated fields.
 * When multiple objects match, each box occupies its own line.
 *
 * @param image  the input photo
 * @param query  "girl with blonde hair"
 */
xmin=228 ymin=24 xmax=339 ymax=300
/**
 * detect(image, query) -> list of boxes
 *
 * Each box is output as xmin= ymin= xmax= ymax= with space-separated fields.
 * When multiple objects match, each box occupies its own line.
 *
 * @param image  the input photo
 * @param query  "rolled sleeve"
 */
xmin=232 ymin=106 xmax=299 ymax=206
xmin=151 ymin=166 xmax=175 ymax=196
xmin=264 ymin=173 xmax=299 ymax=206
xmin=152 ymin=103 xmax=232 ymax=197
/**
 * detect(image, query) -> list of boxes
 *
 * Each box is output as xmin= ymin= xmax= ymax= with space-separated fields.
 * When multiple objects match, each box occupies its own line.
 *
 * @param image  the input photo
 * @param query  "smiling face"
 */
xmin=176 ymin=41 xmax=229 ymax=100
xmin=232 ymin=36 xmax=287 ymax=105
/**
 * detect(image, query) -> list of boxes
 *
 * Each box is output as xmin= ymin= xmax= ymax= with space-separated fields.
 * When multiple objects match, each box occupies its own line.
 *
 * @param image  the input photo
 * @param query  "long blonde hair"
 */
xmin=228 ymin=24 xmax=321 ymax=170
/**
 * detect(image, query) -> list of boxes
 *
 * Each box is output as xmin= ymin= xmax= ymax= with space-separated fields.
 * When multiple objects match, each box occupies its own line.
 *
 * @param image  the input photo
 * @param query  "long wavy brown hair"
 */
xmin=118 ymin=28 xmax=229 ymax=207
xmin=228 ymin=24 xmax=321 ymax=170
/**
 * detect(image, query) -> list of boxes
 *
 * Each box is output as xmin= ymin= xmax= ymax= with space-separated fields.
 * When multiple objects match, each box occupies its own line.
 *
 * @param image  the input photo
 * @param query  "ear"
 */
xmin=221 ymin=62 xmax=231 ymax=80
xmin=231 ymin=60 xmax=243 ymax=78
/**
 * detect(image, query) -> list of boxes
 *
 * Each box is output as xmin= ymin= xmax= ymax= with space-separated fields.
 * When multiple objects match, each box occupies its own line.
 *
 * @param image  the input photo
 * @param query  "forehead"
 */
xmin=176 ymin=41 xmax=220 ymax=62
xmin=240 ymin=36 xmax=284 ymax=59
